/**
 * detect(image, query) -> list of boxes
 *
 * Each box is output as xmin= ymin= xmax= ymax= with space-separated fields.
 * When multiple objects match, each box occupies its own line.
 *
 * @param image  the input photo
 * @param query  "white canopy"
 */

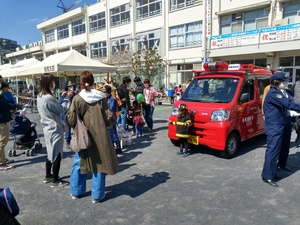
xmin=18 ymin=50 xmax=117 ymax=76
xmin=1 ymin=58 xmax=41 ymax=78
xmin=0 ymin=63 xmax=12 ymax=74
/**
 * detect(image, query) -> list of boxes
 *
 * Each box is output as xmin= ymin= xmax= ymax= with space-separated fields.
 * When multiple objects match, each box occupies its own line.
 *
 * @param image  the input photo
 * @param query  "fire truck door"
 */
xmin=238 ymin=79 xmax=258 ymax=139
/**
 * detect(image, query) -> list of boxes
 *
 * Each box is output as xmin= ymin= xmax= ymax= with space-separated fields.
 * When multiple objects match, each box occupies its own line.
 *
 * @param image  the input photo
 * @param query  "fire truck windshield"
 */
xmin=182 ymin=78 xmax=239 ymax=103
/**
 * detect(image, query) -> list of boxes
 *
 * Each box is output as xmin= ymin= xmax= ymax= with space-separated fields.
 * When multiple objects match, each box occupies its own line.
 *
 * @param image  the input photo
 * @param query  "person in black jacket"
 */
xmin=131 ymin=77 xmax=144 ymax=99
xmin=117 ymin=76 xmax=131 ymax=130
xmin=0 ymin=81 xmax=17 ymax=170
xmin=170 ymin=104 xmax=192 ymax=157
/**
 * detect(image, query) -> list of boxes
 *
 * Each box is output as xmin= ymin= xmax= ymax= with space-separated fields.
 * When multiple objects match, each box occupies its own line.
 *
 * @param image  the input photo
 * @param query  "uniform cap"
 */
xmin=271 ymin=71 xmax=289 ymax=81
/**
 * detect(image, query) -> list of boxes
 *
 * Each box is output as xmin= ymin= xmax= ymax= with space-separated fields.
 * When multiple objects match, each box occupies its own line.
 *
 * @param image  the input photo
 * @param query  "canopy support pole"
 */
xmin=16 ymin=76 xmax=19 ymax=104
xmin=32 ymin=74 xmax=35 ymax=113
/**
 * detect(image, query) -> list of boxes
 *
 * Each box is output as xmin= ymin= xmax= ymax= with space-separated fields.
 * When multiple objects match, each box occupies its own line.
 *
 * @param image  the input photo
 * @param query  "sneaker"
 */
xmin=70 ymin=193 xmax=79 ymax=200
xmin=43 ymin=175 xmax=54 ymax=184
xmin=176 ymin=151 xmax=183 ymax=155
xmin=92 ymin=193 xmax=106 ymax=204
xmin=0 ymin=164 xmax=14 ymax=170
xmin=115 ymin=145 xmax=123 ymax=155
xmin=181 ymin=153 xmax=190 ymax=157
xmin=50 ymin=179 xmax=69 ymax=188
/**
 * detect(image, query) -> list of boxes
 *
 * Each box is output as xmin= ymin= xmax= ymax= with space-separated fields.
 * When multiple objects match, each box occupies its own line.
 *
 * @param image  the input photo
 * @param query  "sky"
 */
xmin=0 ymin=0 xmax=97 ymax=46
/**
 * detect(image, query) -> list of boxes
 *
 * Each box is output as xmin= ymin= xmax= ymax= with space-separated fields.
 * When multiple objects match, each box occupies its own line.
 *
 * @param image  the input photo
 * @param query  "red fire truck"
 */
xmin=168 ymin=61 xmax=273 ymax=158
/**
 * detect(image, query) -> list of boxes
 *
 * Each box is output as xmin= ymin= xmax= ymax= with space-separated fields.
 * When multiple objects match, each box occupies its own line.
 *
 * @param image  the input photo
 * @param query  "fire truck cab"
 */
xmin=168 ymin=61 xmax=272 ymax=158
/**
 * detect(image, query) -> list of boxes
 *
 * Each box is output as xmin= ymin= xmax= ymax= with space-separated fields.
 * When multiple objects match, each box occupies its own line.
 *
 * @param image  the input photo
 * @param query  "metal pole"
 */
xmin=32 ymin=74 xmax=35 ymax=113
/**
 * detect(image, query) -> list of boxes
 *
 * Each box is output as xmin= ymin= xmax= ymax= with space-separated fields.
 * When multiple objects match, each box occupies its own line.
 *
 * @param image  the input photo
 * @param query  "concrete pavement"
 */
xmin=2 ymin=105 xmax=300 ymax=225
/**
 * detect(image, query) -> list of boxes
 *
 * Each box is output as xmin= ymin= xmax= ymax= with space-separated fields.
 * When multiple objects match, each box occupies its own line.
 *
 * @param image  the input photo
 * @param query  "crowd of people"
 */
xmin=0 ymin=72 xmax=164 ymax=205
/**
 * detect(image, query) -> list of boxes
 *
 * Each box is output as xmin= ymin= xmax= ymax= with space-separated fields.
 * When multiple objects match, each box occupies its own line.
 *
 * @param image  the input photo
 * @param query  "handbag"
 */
xmin=70 ymin=113 xmax=91 ymax=152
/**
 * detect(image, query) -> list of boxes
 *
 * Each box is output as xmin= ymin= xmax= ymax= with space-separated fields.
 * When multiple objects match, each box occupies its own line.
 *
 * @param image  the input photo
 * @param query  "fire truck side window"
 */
xmin=257 ymin=78 xmax=270 ymax=99
xmin=240 ymin=80 xmax=254 ymax=102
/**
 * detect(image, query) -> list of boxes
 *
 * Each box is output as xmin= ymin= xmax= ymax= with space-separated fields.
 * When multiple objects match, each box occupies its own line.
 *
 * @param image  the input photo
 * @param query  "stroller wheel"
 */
xmin=12 ymin=150 xmax=17 ymax=156
xmin=8 ymin=150 xmax=13 ymax=157
xmin=35 ymin=143 xmax=42 ymax=149
xmin=26 ymin=150 xmax=32 ymax=157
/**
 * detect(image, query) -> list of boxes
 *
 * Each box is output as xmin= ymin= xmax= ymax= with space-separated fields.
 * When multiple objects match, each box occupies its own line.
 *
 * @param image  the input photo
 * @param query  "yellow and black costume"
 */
xmin=170 ymin=104 xmax=191 ymax=156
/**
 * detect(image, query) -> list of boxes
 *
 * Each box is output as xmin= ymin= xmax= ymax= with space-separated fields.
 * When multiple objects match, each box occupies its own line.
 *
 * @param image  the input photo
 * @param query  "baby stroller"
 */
xmin=8 ymin=113 xmax=42 ymax=157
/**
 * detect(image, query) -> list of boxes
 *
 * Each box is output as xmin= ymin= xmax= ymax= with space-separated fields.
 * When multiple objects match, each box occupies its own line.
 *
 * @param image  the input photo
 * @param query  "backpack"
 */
xmin=0 ymin=188 xmax=20 ymax=217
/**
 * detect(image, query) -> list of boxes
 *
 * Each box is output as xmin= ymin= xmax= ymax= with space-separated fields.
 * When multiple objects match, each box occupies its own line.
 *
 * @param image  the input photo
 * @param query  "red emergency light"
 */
xmin=203 ymin=61 xmax=229 ymax=71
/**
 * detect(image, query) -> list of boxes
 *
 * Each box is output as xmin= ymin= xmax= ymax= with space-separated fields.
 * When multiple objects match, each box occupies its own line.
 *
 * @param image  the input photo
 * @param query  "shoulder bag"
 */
xmin=70 ymin=111 xmax=91 ymax=152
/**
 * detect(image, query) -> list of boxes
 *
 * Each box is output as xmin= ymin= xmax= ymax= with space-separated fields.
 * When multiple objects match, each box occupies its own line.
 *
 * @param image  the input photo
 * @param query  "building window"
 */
xmin=137 ymin=0 xmax=162 ymax=20
xmin=220 ymin=8 xmax=269 ymax=34
xmin=170 ymin=21 xmax=202 ymax=49
xmin=137 ymin=30 xmax=161 ymax=51
xmin=46 ymin=51 xmax=55 ymax=57
xmin=74 ymin=46 xmax=87 ymax=56
xmin=279 ymin=57 xmax=294 ymax=67
xmin=170 ymin=0 xmax=203 ymax=11
xmin=45 ymin=29 xmax=55 ymax=43
xmin=283 ymin=2 xmax=300 ymax=24
xmin=111 ymin=37 xmax=130 ymax=53
xmin=89 ymin=12 xmax=106 ymax=32
xmin=110 ymin=4 xmax=130 ymax=27
xmin=57 ymin=24 xmax=69 ymax=40
xmin=90 ymin=41 xmax=107 ymax=58
xmin=72 ymin=19 xmax=86 ymax=36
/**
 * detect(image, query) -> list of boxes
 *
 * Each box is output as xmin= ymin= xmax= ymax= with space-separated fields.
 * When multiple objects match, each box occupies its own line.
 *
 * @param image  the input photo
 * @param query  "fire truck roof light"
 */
xmin=203 ymin=61 xmax=229 ymax=71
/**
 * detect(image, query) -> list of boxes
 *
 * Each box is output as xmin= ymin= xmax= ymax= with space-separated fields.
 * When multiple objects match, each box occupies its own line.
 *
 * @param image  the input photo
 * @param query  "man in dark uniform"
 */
xmin=262 ymin=71 xmax=300 ymax=187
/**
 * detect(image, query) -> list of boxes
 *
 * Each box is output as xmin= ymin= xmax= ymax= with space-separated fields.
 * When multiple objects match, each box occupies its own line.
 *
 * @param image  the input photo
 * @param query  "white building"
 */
xmin=209 ymin=0 xmax=300 ymax=83
xmin=8 ymin=0 xmax=300 ymax=88
xmin=7 ymin=0 xmax=205 ymax=89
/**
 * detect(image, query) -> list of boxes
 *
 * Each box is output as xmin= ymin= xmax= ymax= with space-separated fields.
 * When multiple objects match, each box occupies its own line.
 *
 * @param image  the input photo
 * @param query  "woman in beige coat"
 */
xmin=67 ymin=71 xmax=118 ymax=203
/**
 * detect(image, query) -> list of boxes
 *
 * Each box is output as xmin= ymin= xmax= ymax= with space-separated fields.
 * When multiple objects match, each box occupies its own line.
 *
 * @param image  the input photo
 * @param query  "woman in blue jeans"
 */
xmin=143 ymin=78 xmax=161 ymax=132
xmin=66 ymin=71 xmax=118 ymax=203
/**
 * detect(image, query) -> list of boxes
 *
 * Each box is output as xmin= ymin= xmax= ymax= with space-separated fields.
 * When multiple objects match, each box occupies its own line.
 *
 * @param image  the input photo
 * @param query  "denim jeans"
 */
xmin=120 ymin=108 xmax=128 ymax=130
xmin=135 ymin=125 xmax=143 ymax=137
xmin=144 ymin=105 xmax=154 ymax=130
xmin=109 ymin=124 xmax=120 ymax=145
xmin=70 ymin=153 xmax=106 ymax=200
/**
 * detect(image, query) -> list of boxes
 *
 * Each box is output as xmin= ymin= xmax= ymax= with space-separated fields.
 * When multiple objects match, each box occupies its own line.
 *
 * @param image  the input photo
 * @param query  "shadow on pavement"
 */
xmin=10 ymin=147 xmax=75 ymax=168
xmin=276 ymin=151 xmax=300 ymax=181
xmin=104 ymin=171 xmax=170 ymax=200
xmin=187 ymin=134 xmax=267 ymax=159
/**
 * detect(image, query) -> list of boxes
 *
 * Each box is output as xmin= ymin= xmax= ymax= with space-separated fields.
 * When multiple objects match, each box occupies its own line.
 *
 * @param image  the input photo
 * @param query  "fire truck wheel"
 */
xmin=221 ymin=132 xmax=239 ymax=159
xmin=170 ymin=139 xmax=180 ymax=147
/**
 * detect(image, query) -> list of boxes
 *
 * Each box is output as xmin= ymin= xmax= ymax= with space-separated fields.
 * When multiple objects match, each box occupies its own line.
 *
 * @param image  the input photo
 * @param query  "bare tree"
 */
xmin=131 ymin=47 xmax=165 ymax=79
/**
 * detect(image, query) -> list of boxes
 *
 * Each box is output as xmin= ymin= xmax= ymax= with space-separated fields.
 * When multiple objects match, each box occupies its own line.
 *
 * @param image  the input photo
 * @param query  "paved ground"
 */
xmin=2 ymin=105 xmax=300 ymax=225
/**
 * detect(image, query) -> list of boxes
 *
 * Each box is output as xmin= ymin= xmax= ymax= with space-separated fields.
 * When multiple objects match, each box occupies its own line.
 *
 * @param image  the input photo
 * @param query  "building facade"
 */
xmin=7 ymin=0 xmax=205 ymax=89
xmin=209 ymin=0 xmax=300 ymax=83
xmin=7 ymin=0 xmax=300 ymax=88
xmin=0 ymin=38 xmax=19 ymax=65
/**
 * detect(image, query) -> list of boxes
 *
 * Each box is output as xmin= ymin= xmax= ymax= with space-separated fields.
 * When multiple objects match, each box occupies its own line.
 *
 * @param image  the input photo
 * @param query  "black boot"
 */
xmin=115 ymin=144 xmax=122 ymax=155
